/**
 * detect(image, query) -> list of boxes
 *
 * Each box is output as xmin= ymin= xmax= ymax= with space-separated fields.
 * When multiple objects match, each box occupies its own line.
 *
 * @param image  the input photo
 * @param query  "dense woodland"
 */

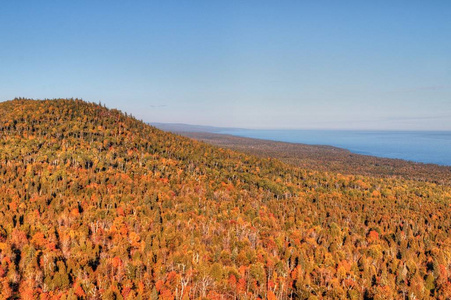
xmin=0 ymin=98 xmax=450 ymax=299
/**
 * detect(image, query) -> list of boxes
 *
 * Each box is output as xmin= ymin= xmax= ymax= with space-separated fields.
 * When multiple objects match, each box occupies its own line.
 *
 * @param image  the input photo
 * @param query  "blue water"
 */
xmin=217 ymin=129 xmax=451 ymax=166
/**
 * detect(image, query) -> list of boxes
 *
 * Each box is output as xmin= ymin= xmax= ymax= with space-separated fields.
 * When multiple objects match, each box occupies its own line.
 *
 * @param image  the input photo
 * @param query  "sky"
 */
xmin=1 ymin=1 xmax=450 ymax=130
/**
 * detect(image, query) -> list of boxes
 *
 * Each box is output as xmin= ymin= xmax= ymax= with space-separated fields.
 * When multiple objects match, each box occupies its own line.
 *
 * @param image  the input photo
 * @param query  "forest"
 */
xmin=0 ymin=98 xmax=450 ymax=299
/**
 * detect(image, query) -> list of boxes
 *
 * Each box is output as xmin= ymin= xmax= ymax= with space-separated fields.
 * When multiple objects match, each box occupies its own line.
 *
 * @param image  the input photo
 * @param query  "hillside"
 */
xmin=175 ymin=132 xmax=451 ymax=186
xmin=0 ymin=99 xmax=450 ymax=299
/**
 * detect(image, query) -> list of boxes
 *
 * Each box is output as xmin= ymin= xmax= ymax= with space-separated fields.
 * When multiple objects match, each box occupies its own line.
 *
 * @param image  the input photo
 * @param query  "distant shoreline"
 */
xmin=151 ymin=126 xmax=451 ymax=185
xmin=151 ymin=123 xmax=451 ymax=167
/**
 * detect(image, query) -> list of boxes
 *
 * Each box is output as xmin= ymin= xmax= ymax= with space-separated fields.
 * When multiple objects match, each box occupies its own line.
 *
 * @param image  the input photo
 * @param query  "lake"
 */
xmin=217 ymin=129 xmax=451 ymax=166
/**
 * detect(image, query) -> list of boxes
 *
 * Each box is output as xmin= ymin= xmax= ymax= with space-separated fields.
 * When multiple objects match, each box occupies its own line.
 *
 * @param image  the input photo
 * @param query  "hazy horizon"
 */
xmin=152 ymin=121 xmax=451 ymax=132
xmin=1 ymin=1 xmax=450 ymax=130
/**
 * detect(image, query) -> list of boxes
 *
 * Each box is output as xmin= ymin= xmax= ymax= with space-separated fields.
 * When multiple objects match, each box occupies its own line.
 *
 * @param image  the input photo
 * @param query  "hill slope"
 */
xmin=0 ymin=99 xmax=450 ymax=299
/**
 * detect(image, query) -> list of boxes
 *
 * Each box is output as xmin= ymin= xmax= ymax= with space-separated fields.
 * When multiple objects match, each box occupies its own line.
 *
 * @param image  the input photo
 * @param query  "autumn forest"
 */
xmin=0 ymin=98 xmax=450 ymax=299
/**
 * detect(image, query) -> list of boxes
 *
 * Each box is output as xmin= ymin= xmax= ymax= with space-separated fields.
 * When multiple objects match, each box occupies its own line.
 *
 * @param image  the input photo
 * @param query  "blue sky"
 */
xmin=1 ymin=1 xmax=450 ymax=130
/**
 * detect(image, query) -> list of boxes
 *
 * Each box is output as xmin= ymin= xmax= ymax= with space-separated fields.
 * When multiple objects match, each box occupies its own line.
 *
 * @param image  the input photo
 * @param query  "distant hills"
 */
xmin=1 ymin=99 xmax=450 ymax=299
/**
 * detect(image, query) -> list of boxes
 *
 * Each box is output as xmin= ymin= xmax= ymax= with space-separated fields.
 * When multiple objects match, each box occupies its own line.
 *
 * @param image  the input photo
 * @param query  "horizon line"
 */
xmin=150 ymin=122 xmax=451 ymax=132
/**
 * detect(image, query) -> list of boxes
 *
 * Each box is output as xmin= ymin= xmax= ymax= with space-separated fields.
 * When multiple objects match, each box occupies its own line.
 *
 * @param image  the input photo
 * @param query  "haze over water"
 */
xmin=218 ymin=129 xmax=451 ymax=166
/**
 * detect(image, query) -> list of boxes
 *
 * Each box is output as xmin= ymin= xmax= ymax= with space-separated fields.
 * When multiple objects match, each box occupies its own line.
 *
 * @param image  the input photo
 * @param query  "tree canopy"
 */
xmin=0 ymin=98 xmax=450 ymax=299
